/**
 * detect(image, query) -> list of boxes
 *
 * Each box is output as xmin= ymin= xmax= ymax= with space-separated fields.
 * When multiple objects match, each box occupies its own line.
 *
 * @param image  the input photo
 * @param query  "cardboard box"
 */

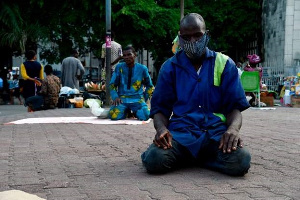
xmin=291 ymin=95 xmax=300 ymax=108
xmin=68 ymin=98 xmax=83 ymax=108
xmin=68 ymin=99 xmax=76 ymax=104
xmin=260 ymin=96 xmax=274 ymax=107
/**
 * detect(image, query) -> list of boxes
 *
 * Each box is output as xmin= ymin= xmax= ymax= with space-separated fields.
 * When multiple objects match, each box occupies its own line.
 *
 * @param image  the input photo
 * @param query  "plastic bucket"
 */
xmin=74 ymin=97 xmax=83 ymax=108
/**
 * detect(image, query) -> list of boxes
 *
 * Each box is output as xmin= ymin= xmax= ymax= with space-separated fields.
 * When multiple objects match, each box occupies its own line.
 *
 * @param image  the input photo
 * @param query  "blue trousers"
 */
xmin=141 ymin=139 xmax=251 ymax=176
xmin=109 ymin=101 xmax=150 ymax=121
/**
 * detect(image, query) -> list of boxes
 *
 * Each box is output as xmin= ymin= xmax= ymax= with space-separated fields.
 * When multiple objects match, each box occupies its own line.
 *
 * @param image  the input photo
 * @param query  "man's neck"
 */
xmin=191 ymin=57 xmax=204 ymax=71
xmin=127 ymin=63 xmax=135 ymax=68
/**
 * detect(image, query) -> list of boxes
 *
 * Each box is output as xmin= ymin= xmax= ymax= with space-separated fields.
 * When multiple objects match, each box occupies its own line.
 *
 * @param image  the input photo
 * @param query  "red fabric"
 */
xmin=247 ymin=54 xmax=261 ymax=64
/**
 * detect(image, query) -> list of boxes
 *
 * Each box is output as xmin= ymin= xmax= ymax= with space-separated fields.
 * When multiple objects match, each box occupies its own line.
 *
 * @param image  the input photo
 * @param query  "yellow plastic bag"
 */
xmin=172 ymin=35 xmax=180 ymax=54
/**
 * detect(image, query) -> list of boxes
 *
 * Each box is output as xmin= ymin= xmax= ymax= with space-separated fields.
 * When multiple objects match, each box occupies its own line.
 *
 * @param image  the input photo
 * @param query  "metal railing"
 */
xmin=261 ymin=60 xmax=285 ymax=93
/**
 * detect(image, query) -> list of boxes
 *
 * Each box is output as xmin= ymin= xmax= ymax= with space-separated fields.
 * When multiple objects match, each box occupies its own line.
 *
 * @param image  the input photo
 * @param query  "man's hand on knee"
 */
xmin=219 ymin=128 xmax=243 ymax=153
xmin=153 ymin=128 xmax=173 ymax=150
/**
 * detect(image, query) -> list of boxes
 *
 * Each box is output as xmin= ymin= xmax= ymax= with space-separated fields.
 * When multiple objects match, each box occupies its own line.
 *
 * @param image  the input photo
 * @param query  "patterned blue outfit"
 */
xmin=141 ymin=48 xmax=251 ymax=176
xmin=109 ymin=62 xmax=154 ymax=120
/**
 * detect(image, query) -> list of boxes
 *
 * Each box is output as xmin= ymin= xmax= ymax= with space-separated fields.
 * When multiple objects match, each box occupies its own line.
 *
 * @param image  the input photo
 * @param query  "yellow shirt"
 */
xmin=20 ymin=63 xmax=44 ymax=80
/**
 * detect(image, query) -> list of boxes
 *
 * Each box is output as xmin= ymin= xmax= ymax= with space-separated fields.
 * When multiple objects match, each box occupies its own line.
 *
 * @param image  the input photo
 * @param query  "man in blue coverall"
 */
xmin=141 ymin=13 xmax=251 ymax=176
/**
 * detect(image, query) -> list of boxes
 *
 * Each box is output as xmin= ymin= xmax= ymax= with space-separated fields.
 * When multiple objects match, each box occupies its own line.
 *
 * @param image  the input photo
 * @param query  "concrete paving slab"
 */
xmin=0 ymin=105 xmax=299 ymax=199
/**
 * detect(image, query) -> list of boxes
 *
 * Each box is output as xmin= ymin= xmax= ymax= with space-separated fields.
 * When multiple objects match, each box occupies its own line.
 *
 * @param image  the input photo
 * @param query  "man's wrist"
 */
xmin=227 ymin=125 xmax=240 ymax=133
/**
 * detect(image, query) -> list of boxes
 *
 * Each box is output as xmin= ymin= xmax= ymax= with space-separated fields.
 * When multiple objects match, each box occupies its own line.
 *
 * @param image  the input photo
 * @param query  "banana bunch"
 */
xmin=85 ymin=81 xmax=101 ymax=90
xmin=85 ymin=81 xmax=106 ymax=91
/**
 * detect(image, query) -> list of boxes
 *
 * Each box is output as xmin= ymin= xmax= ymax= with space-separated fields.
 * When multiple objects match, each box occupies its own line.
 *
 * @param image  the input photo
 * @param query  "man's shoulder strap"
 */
xmin=213 ymin=52 xmax=229 ymax=86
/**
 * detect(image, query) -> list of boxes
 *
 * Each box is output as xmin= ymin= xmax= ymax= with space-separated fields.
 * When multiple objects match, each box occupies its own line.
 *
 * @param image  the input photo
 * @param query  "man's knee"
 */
xmin=141 ymin=145 xmax=174 ymax=174
xmin=109 ymin=114 xmax=124 ymax=120
xmin=136 ymin=107 xmax=150 ymax=121
xmin=237 ymin=147 xmax=251 ymax=175
xmin=109 ymin=107 xmax=126 ymax=120
xmin=226 ymin=147 xmax=251 ymax=176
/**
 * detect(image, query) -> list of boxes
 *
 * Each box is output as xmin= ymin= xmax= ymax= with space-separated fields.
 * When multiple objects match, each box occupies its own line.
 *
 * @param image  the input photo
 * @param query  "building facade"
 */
xmin=262 ymin=0 xmax=300 ymax=90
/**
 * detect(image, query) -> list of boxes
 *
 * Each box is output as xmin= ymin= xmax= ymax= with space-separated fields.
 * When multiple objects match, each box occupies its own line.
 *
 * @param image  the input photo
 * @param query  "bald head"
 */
xmin=180 ymin=13 xmax=206 ymax=32
xmin=179 ymin=13 xmax=206 ymax=42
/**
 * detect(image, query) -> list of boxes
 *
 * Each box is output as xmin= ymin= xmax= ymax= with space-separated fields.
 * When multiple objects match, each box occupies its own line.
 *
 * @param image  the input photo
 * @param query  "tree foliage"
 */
xmin=0 ymin=1 xmax=45 ymax=55
xmin=0 ymin=0 xmax=261 ymax=68
xmin=184 ymin=0 xmax=261 ymax=54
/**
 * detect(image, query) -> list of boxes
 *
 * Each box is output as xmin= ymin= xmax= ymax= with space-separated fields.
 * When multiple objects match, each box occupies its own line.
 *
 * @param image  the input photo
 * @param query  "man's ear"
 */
xmin=206 ymin=30 xmax=210 ymax=37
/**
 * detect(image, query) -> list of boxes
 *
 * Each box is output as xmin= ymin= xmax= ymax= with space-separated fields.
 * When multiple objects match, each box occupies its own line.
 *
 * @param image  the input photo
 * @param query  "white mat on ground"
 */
xmin=250 ymin=107 xmax=276 ymax=110
xmin=6 ymin=117 xmax=151 ymax=125
xmin=0 ymin=190 xmax=45 ymax=200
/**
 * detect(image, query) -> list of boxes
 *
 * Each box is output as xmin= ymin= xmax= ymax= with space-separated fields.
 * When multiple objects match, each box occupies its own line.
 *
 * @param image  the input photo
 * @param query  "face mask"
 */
xmin=179 ymin=33 xmax=210 ymax=60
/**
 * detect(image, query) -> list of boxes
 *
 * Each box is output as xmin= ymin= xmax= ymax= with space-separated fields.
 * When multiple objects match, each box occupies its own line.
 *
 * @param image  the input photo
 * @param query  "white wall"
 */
xmin=262 ymin=0 xmax=286 ymax=73
xmin=263 ymin=0 xmax=300 ymax=76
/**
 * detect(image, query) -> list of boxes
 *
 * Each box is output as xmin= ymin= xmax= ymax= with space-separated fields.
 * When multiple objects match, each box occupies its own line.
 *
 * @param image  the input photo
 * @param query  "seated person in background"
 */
xmin=244 ymin=54 xmax=263 ymax=106
xmin=236 ymin=62 xmax=243 ymax=78
xmin=8 ymin=74 xmax=23 ymax=105
xmin=25 ymin=65 xmax=61 ymax=111
xmin=108 ymin=45 xmax=154 ymax=121
xmin=244 ymin=54 xmax=262 ymax=86
xmin=0 ymin=77 xmax=3 ymax=93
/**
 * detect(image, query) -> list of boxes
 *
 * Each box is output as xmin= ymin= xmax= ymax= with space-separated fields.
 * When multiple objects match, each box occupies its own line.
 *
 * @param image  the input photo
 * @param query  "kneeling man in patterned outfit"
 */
xmin=108 ymin=45 xmax=154 ymax=121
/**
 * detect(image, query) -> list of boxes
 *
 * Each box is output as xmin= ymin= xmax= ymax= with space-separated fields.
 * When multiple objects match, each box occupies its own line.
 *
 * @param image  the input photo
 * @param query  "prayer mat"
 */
xmin=0 ymin=190 xmax=46 ymax=200
xmin=5 ymin=117 xmax=151 ymax=125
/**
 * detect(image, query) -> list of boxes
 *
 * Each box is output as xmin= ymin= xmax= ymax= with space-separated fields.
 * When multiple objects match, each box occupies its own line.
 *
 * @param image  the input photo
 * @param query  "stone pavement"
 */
xmin=0 ymin=105 xmax=299 ymax=200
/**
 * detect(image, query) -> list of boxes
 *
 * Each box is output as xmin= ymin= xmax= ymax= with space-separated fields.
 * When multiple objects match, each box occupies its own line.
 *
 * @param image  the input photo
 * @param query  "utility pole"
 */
xmin=180 ymin=0 xmax=184 ymax=20
xmin=105 ymin=0 xmax=111 ymax=106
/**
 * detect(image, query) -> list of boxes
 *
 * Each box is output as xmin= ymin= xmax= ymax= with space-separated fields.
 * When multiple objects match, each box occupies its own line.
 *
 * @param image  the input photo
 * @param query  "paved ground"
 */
xmin=0 ymin=104 xmax=27 ymax=116
xmin=0 ymin=105 xmax=299 ymax=200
